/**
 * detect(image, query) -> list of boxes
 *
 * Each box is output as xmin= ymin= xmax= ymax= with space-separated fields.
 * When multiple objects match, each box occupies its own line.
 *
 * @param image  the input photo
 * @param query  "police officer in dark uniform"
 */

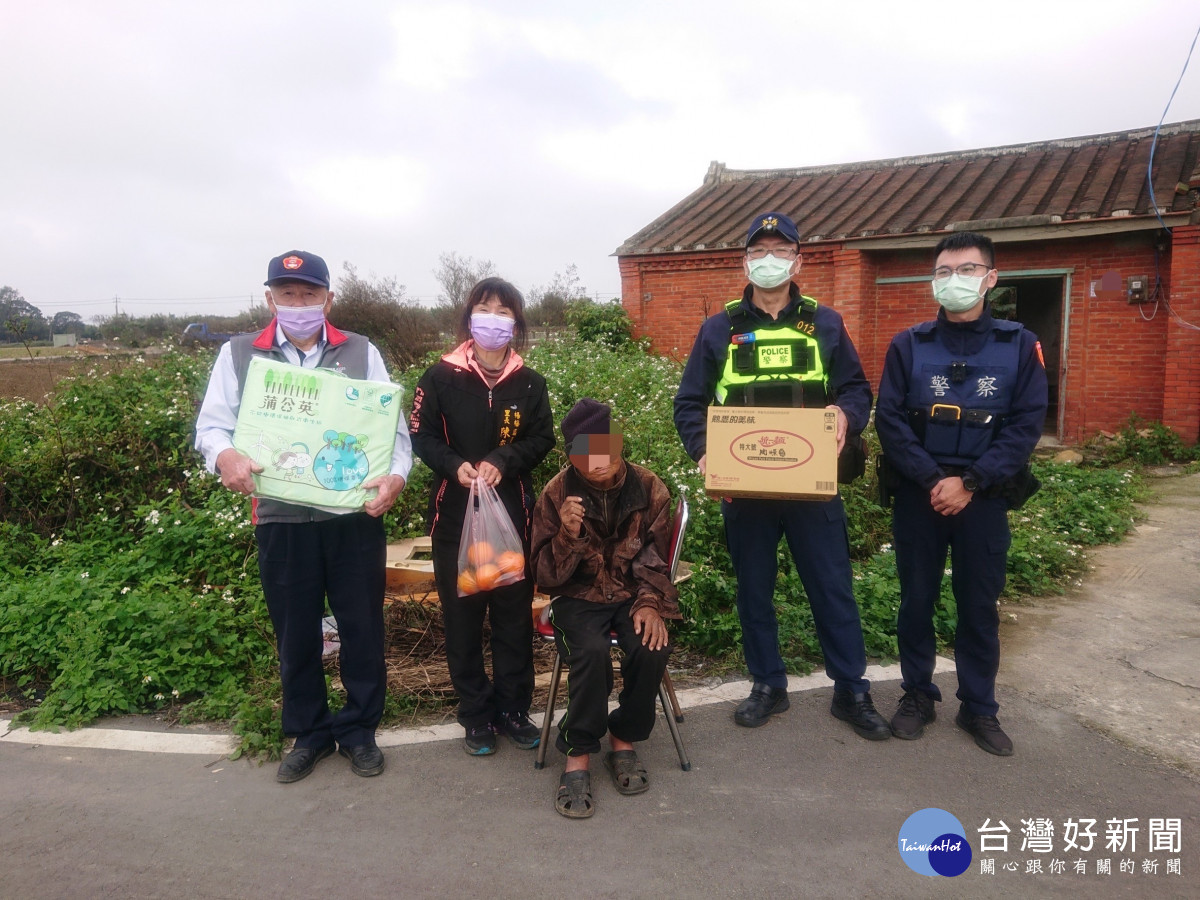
xmin=875 ymin=231 xmax=1048 ymax=756
xmin=674 ymin=211 xmax=889 ymax=740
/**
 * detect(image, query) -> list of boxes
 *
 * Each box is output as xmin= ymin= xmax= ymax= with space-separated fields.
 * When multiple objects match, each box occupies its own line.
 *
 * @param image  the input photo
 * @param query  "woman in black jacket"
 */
xmin=409 ymin=278 xmax=555 ymax=755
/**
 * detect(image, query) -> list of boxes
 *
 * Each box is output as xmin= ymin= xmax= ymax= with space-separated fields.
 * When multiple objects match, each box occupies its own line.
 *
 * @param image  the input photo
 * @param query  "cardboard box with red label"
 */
xmin=704 ymin=406 xmax=839 ymax=501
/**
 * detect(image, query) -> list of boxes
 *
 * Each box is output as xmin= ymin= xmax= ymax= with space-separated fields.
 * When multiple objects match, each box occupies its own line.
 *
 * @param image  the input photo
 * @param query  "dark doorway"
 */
xmin=990 ymin=276 xmax=1063 ymax=436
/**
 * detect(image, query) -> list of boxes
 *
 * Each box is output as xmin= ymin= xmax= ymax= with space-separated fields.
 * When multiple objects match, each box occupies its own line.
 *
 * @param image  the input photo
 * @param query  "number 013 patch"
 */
xmin=757 ymin=344 xmax=793 ymax=369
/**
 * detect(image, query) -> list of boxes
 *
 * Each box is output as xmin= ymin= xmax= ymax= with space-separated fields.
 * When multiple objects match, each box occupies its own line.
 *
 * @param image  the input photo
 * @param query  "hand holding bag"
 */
xmin=456 ymin=476 xmax=527 ymax=596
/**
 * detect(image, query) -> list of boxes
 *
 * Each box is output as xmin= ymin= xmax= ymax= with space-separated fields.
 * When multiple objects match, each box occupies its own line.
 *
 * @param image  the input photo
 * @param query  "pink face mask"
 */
xmin=275 ymin=304 xmax=326 ymax=340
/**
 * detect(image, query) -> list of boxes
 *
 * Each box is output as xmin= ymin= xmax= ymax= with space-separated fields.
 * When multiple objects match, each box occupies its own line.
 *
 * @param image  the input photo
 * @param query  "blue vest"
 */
xmin=904 ymin=319 xmax=1022 ymax=466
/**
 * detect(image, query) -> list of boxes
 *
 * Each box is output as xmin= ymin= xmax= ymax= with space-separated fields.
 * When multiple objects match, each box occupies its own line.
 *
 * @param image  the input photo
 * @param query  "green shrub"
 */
xmin=566 ymin=299 xmax=634 ymax=349
xmin=1097 ymin=415 xmax=1198 ymax=466
xmin=0 ymin=335 xmax=1151 ymax=750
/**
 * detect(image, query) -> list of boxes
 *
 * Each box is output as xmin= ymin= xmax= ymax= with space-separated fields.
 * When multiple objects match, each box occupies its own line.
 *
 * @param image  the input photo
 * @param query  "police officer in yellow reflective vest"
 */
xmin=674 ymin=211 xmax=890 ymax=739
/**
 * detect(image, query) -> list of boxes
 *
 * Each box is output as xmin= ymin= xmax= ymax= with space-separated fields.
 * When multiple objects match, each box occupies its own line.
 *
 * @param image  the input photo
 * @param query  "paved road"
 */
xmin=3 ymin=474 xmax=1198 ymax=898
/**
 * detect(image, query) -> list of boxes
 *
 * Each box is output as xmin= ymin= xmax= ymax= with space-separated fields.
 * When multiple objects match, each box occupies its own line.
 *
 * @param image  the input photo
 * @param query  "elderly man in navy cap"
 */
xmin=531 ymin=399 xmax=680 ymax=818
xmin=195 ymin=250 xmax=412 ymax=783
xmin=674 ymin=212 xmax=890 ymax=740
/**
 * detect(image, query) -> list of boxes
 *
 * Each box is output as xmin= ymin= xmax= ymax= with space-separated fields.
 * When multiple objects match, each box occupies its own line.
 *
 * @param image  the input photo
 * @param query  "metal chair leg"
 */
xmin=534 ymin=651 xmax=563 ymax=770
xmin=658 ymin=679 xmax=692 ymax=771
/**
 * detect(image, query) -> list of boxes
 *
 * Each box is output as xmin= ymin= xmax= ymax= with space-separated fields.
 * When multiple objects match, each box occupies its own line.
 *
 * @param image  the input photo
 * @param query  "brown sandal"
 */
xmin=555 ymin=770 xmax=595 ymax=818
xmin=603 ymin=750 xmax=649 ymax=795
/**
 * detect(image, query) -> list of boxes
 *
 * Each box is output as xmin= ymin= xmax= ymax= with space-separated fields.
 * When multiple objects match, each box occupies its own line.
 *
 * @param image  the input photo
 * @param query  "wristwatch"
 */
xmin=961 ymin=471 xmax=980 ymax=493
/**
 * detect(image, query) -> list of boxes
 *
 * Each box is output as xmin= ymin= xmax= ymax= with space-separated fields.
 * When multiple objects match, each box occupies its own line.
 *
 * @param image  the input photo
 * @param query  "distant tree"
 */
xmin=50 ymin=311 xmax=85 ymax=334
xmin=528 ymin=264 xmax=587 ymax=327
xmin=1 ymin=286 xmax=49 ymax=343
xmin=330 ymin=263 xmax=439 ymax=373
xmin=432 ymin=252 xmax=497 ymax=334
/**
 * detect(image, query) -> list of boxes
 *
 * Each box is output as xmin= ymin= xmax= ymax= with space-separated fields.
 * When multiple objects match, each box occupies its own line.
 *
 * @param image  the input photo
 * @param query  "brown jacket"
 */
xmin=530 ymin=462 xmax=680 ymax=619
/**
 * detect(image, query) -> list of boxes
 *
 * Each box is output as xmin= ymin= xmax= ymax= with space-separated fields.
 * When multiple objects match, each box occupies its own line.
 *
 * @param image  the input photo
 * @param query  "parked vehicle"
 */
xmin=181 ymin=323 xmax=233 ymax=347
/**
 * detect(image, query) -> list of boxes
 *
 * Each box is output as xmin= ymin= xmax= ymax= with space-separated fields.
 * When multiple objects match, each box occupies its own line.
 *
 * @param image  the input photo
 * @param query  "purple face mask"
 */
xmin=275 ymin=303 xmax=326 ymax=340
xmin=470 ymin=313 xmax=515 ymax=351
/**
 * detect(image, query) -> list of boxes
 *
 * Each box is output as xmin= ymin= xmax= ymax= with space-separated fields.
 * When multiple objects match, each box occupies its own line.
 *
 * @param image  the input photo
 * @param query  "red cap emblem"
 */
xmin=282 ymin=255 xmax=303 ymax=270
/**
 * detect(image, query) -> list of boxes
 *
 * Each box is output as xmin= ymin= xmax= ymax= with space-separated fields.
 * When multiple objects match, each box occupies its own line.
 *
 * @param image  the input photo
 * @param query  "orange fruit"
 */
xmin=497 ymin=550 xmax=525 ymax=576
xmin=474 ymin=563 xmax=501 ymax=591
xmin=456 ymin=568 xmax=478 ymax=595
xmin=466 ymin=541 xmax=495 ymax=568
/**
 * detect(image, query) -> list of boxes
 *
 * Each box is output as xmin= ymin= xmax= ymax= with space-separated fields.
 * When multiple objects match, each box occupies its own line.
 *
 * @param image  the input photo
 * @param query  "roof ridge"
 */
xmin=713 ymin=120 xmax=1200 ymax=182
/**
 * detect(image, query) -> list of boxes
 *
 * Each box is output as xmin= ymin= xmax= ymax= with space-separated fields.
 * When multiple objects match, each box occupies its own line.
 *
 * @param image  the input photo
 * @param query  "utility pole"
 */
xmin=114 ymin=295 xmax=120 ymax=318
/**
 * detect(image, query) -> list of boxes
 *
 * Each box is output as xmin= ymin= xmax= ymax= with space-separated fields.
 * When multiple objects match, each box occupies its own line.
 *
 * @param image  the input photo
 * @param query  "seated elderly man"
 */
xmin=530 ymin=398 xmax=680 ymax=819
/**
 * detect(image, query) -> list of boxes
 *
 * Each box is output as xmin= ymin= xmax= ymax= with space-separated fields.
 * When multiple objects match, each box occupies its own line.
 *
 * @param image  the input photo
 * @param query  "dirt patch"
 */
xmin=0 ymin=354 xmax=124 ymax=403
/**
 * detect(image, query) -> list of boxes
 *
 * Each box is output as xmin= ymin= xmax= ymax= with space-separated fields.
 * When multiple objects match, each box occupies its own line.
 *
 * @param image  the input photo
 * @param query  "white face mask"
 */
xmin=932 ymin=273 xmax=985 ymax=313
xmin=747 ymin=254 xmax=794 ymax=289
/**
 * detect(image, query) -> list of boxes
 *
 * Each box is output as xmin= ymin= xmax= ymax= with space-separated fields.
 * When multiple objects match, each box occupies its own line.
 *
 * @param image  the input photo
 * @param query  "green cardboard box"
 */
xmin=232 ymin=357 xmax=402 ymax=509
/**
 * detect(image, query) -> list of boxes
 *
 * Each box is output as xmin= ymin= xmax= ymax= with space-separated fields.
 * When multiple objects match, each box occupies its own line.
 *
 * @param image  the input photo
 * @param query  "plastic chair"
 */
xmin=533 ymin=497 xmax=691 ymax=771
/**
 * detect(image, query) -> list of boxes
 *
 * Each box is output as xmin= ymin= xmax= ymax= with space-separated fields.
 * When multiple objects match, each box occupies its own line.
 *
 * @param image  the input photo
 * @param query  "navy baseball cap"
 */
xmin=264 ymin=250 xmax=330 ymax=288
xmin=746 ymin=212 xmax=801 ymax=247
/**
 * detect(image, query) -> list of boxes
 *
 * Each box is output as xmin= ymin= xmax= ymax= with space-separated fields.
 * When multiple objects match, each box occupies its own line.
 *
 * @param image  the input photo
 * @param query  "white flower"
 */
xmin=121 ymin=586 xmax=131 ymax=595
xmin=154 ymin=693 xmax=165 ymax=701
xmin=142 ymin=675 xmax=153 ymax=684
xmin=171 ymin=689 xmax=180 ymax=698
xmin=80 ymin=572 xmax=89 ymax=579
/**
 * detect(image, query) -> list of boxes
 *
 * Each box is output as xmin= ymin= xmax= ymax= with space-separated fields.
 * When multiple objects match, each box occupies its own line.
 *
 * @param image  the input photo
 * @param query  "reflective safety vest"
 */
xmin=904 ymin=319 xmax=1022 ymax=466
xmin=714 ymin=297 xmax=828 ymax=407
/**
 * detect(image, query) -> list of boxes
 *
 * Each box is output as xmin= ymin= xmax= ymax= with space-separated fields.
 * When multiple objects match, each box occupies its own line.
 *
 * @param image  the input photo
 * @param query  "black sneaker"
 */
xmin=464 ymin=723 xmax=497 ymax=756
xmin=733 ymin=683 xmax=790 ymax=728
xmin=494 ymin=711 xmax=541 ymax=750
xmin=276 ymin=743 xmax=334 ymax=783
xmin=830 ymin=690 xmax=891 ymax=740
xmin=955 ymin=706 xmax=1014 ymax=756
xmin=890 ymin=690 xmax=937 ymax=740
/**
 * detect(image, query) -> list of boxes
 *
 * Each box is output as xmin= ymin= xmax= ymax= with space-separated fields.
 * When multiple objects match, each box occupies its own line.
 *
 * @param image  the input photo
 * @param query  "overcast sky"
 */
xmin=2 ymin=1 xmax=1199 ymax=320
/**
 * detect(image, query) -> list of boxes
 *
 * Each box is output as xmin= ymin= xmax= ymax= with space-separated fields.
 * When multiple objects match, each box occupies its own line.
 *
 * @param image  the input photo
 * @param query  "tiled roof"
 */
xmin=616 ymin=120 xmax=1200 ymax=255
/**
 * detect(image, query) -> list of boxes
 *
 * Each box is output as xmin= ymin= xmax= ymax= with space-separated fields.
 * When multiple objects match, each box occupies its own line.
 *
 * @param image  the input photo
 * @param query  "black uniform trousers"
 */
xmin=892 ymin=480 xmax=1011 ymax=717
xmin=257 ymin=512 xmax=387 ymax=750
xmin=432 ymin=536 xmax=534 ymax=730
xmin=722 ymin=495 xmax=870 ymax=693
xmin=549 ymin=595 xmax=671 ymax=757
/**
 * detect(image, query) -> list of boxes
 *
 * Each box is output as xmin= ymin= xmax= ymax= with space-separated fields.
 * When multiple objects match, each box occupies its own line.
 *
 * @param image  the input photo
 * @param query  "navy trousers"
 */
xmin=722 ymin=495 xmax=869 ymax=693
xmin=892 ymin=481 xmax=1010 ymax=716
xmin=257 ymin=513 xmax=387 ymax=750
xmin=549 ymin=595 xmax=670 ymax=757
xmin=432 ymin=536 xmax=534 ymax=730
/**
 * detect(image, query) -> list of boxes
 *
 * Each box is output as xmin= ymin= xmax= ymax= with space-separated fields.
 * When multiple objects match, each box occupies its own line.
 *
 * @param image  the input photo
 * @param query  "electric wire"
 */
xmin=1143 ymin=17 xmax=1200 ymax=331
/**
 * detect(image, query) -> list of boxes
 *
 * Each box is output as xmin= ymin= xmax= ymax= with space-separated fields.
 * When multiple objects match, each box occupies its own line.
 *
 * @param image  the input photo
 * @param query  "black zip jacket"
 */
xmin=409 ymin=342 xmax=555 ymax=543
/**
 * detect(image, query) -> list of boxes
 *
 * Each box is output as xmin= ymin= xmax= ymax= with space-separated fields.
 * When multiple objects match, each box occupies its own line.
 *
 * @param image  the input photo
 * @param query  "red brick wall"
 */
xmin=620 ymin=227 xmax=1197 ymax=443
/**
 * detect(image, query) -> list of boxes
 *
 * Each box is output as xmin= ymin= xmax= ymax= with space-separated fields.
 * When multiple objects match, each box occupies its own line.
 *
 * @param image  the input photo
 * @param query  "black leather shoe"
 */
xmin=890 ymin=690 xmax=937 ymax=740
xmin=955 ymin=707 xmax=1014 ymax=756
xmin=831 ymin=690 xmax=891 ymax=740
xmin=339 ymin=742 xmax=385 ymax=776
xmin=734 ymin=683 xmax=790 ymax=727
xmin=276 ymin=744 xmax=334 ymax=783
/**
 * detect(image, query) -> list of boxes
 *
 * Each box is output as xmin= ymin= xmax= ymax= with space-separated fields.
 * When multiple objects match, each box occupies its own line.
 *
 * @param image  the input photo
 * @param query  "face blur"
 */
xmin=569 ymin=433 xmax=624 ymax=486
xmin=473 ymin=293 xmax=515 ymax=318
xmin=266 ymin=281 xmax=331 ymax=311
